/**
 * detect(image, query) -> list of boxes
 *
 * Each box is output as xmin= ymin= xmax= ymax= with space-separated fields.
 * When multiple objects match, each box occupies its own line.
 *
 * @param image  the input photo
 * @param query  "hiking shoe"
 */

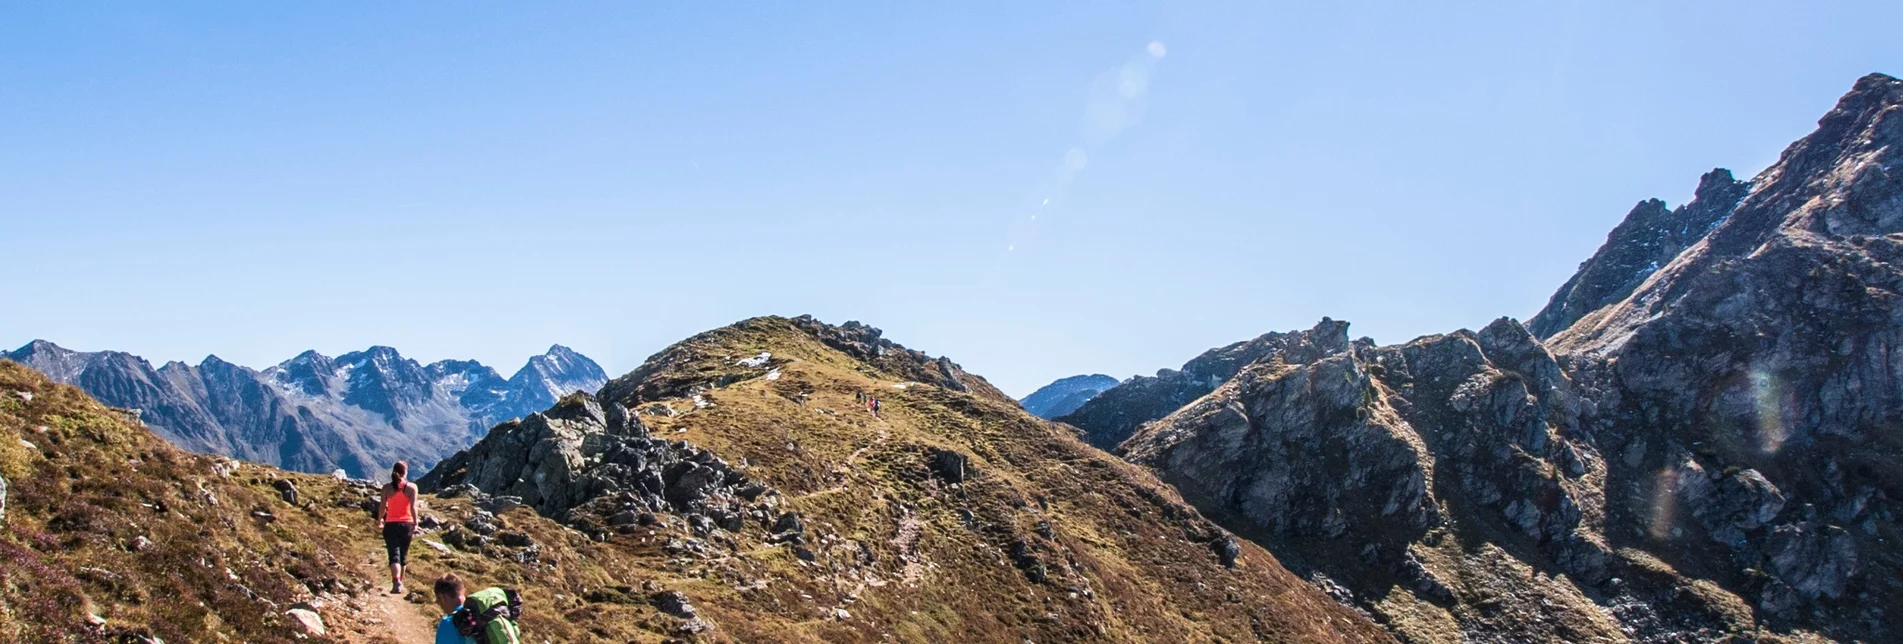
xmin=391 ymin=581 xmax=403 ymax=595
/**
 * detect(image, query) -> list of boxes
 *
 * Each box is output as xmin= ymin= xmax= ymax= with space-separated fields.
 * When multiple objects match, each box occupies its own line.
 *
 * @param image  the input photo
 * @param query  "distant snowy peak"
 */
xmin=505 ymin=344 xmax=609 ymax=412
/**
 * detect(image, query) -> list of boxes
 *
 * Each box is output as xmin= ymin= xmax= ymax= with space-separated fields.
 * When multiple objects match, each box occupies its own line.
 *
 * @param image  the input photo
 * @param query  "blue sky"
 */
xmin=4 ymin=2 xmax=1899 ymax=396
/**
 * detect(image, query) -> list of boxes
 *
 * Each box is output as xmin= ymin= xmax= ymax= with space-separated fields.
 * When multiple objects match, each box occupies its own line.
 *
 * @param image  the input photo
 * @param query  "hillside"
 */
xmin=3 ymin=341 xmax=605 ymax=477
xmin=1 ymin=315 xmax=1392 ymax=642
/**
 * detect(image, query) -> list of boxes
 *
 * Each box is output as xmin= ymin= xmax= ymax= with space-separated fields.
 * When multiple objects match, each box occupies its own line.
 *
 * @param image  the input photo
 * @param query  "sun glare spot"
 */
xmin=1647 ymin=467 xmax=1679 ymax=541
xmin=1147 ymin=41 xmax=1167 ymax=58
xmin=1751 ymin=369 xmax=1791 ymax=454
xmin=1064 ymin=148 xmax=1088 ymax=171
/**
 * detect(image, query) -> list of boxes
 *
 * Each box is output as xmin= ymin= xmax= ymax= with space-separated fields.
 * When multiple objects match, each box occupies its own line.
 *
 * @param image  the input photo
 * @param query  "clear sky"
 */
xmin=4 ymin=2 xmax=1899 ymax=396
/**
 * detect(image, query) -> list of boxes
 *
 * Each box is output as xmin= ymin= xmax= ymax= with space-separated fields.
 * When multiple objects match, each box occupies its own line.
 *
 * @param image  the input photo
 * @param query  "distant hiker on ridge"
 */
xmin=379 ymin=461 xmax=419 ymax=594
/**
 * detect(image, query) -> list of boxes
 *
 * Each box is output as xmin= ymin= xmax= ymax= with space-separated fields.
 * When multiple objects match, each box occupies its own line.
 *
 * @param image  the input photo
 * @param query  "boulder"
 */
xmin=271 ymin=479 xmax=298 ymax=505
xmin=1767 ymin=521 xmax=1859 ymax=600
xmin=1212 ymin=536 xmax=1241 ymax=568
xmin=772 ymin=512 xmax=804 ymax=535
xmin=650 ymin=590 xmax=697 ymax=619
xmin=930 ymin=450 xmax=968 ymax=484
xmin=284 ymin=608 xmax=326 ymax=636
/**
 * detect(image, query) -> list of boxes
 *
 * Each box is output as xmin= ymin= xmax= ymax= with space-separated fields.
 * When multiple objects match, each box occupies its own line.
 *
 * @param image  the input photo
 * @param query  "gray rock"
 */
xmin=1212 ymin=536 xmax=1241 ymax=568
xmin=272 ymin=478 xmax=298 ymax=505
xmin=1767 ymin=521 xmax=1859 ymax=600
xmin=930 ymin=450 xmax=968 ymax=484
xmin=285 ymin=608 xmax=326 ymax=636
xmin=419 ymin=390 xmax=780 ymax=538
xmin=650 ymin=590 xmax=697 ymax=619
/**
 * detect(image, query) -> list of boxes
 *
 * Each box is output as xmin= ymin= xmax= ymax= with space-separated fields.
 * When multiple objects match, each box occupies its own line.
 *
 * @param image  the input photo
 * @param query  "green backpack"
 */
xmin=452 ymin=586 xmax=523 ymax=644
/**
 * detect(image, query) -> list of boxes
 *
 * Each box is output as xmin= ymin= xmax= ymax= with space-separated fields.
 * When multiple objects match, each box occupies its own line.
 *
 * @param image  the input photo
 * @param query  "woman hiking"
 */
xmin=378 ymin=461 xmax=419 ymax=594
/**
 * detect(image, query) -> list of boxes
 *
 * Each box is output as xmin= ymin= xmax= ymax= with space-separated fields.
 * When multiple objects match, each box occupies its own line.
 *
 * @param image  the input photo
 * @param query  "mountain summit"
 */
xmin=2 ymin=342 xmax=606 ymax=477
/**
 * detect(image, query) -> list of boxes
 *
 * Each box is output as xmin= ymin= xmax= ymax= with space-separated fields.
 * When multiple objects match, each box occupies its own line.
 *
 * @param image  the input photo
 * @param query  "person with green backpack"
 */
xmin=434 ymin=573 xmax=523 ymax=644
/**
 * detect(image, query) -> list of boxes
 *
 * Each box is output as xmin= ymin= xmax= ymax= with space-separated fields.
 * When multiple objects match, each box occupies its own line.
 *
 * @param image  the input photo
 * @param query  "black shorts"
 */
xmin=383 ymin=522 xmax=415 ymax=566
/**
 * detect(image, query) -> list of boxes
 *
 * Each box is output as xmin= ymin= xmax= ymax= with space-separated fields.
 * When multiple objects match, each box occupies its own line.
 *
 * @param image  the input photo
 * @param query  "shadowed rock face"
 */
xmin=1120 ymin=74 xmax=1903 ymax=642
xmin=1058 ymin=318 xmax=1352 ymax=450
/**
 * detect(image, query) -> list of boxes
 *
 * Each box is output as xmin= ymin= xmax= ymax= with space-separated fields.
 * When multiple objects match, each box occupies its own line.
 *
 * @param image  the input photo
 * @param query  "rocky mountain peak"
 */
xmin=6 ymin=340 xmax=93 ymax=382
xmin=504 ymin=344 xmax=609 ymax=415
xmin=1119 ymin=74 xmax=1903 ymax=642
xmin=1057 ymin=317 xmax=1353 ymax=449
xmin=1549 ymin=73 xmax=1903 ymax=354
xmin=1018 ymin=373 xmax=1120 ymax=419
xmin=1526 ymin=167 xmax=1750 ymax=338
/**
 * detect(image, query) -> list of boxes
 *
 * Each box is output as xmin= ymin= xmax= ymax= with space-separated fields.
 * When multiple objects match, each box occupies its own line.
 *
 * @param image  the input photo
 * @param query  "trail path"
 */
xmin=353 ymin=553 xmax=438 ymax=642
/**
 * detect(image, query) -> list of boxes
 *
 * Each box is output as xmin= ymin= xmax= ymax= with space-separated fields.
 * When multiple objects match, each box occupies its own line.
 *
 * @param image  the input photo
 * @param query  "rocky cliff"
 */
xmin=1019 ymin=374 xmax=1120 ymax=419
xmin=3 ymin=341 xmax=605 ymax=477
xmin=1111 ymin=74 xmax=1903 ymax=642
xmin=1058 ymin=319 xmax=1352 ymax=449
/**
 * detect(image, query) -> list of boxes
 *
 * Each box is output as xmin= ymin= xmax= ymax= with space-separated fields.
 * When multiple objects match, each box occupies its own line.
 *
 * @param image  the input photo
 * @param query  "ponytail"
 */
xmin=391 ymin=461 xmax=409 ymax=485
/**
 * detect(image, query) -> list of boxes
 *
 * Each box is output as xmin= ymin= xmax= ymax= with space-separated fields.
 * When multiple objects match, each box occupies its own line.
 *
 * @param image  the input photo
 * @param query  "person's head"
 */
xmin=391 ymin=461 xmax=409 ymax=485
xmin=433 ymin=573 xmax=467 ymax=614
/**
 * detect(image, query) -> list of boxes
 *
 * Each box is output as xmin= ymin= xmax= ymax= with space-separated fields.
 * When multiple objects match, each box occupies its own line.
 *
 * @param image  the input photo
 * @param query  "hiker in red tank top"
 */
xmin=379 ymin=461 xmax=419 ymax=595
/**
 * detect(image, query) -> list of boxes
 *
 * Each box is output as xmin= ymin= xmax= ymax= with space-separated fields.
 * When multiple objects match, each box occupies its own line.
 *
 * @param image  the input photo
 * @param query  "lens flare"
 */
xmin=1647 ymin=467 xmax=1679 ymax=541
xmin=1751 ymin=368 xmax=1791 ymax=454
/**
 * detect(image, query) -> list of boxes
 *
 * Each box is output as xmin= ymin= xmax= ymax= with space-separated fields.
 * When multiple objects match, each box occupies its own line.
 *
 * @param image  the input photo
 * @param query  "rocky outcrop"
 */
xmin=1059 ymin=318 xmax=1352 ymax=449
xmin=1125 ymin=318 xmax=1633 ymax=642
xmin=2 ymin=342 xmax=606 ymax=477
xmin=420 ymin=392 xmax=783 ymax=541
xmin=1527 ymin=169 xmax=1750 ymax=338
xmin=1018 ymin=374 xmax=1120 ymax=419
xmin=1121 ymin=74 xmax=1903 ymax=642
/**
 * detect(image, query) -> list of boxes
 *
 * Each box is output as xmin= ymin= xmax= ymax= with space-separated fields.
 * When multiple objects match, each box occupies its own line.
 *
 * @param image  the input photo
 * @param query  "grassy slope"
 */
xmin=591 ymin=316 xmax=1391 ymax=643
xmin=0 ymin=315 xmax=1391 ymax=642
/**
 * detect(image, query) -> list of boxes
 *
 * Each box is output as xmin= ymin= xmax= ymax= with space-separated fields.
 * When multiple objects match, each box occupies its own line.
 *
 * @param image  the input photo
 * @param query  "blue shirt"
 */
xmin=436 ymin=615 xmax=475 ymax=644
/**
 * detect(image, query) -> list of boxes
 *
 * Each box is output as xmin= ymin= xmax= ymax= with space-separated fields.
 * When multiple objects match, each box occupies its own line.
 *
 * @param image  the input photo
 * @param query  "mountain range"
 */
xmin=1 ymin=341 xmax=606 ymax=477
